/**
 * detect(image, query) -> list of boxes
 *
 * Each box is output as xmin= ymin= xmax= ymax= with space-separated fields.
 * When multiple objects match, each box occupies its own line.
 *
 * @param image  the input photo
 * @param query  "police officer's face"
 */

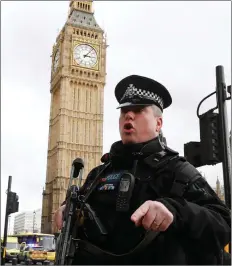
xmin=119 ymin=105 xmax=162 ymax=144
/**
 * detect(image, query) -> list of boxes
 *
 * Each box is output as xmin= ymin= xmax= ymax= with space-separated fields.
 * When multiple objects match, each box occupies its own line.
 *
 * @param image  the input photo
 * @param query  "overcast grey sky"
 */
xmin=1 ymin=1 xmax=231 ymax=234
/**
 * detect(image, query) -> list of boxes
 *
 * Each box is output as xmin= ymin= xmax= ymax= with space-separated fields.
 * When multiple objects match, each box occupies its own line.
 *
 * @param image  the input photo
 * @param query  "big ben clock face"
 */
xmin=73 ymin=44 xmax=98 ymax=68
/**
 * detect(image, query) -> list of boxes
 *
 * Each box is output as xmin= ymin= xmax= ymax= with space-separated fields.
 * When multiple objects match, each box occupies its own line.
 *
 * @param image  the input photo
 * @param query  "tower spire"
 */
xmin=216 ymin=176 xmax=221 ymax=197
xmin=69 ymin=0 xmax=93 ymax=15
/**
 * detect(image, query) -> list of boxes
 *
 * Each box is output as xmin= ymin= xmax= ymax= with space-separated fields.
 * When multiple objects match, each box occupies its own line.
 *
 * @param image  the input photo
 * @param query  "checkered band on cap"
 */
xmin=120 ymin=84 xmax=164 ymax=109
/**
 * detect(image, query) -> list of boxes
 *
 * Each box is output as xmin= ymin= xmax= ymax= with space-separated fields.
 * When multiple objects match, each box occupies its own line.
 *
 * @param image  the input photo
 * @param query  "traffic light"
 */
xmin=7 ymin=192 xmax=19 ymax=215
xmin=184 ymin=110 xmax=223 ymax=167
xmin=184 ymin=141 xmax=204 ymax=168
xmin=199 ymin=111 xmax=222 ymax=165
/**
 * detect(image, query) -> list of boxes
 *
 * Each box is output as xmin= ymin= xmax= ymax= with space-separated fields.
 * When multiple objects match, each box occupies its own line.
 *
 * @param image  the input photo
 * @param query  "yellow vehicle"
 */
xmin=18 ymin=243 xmax=47 ymax=265
xmin=46 ymin=250 xmax=56 ymax=262
xmin=10 ymin=233 xmax=56 ymax=263
xmin=1 ymin=236 xmax=20 ymax=263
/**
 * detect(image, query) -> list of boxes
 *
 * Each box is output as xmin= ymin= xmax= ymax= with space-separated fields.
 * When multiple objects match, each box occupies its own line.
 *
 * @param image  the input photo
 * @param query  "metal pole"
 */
xmin=215 ymin=66 xmax=231 ymax=209
xmin=2 ymin=176 xmax=12 ymax=265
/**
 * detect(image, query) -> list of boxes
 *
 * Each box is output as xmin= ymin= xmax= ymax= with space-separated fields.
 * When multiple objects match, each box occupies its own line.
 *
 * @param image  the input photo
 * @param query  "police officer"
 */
xmin=54 ymin=75 xmax=231 ymax=265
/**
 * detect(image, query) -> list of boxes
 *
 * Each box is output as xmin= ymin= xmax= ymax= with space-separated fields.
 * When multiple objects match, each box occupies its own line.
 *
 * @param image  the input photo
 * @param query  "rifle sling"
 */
xmin=75 ymin=230 xmax=160 ymax=260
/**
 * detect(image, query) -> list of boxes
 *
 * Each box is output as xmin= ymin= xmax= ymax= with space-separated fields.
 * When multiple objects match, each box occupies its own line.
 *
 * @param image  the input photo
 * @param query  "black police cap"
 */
xmin=115 ymin=75 xmax=172 ymax=111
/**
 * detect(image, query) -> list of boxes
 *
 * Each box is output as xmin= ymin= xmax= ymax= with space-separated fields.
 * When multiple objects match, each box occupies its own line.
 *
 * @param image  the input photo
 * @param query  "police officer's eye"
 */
xmin=134 ymin=107 xmax=144 ymax=113
xmin=120 ymin=109 xmax=128 ymax=114
xmin=120 ymin=107 xmax=144 ymax=114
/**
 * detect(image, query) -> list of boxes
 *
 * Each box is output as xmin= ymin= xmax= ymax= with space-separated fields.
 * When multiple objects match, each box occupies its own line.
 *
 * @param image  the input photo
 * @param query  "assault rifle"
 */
xmin=55 ymin=158 xmax=108 ymax=265
xmin=54 ymin=158 xmax=84 ymax=265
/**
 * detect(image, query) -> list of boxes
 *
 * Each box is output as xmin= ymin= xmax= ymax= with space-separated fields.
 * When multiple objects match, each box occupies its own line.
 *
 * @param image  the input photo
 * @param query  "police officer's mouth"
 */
xmin=123 ymin=122 xmax=134 ymax=133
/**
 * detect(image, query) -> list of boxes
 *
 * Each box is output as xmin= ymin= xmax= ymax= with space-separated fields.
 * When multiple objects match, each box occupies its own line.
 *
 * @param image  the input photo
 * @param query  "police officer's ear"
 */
xmin=155 ymin=116 xmax=163 ymax=132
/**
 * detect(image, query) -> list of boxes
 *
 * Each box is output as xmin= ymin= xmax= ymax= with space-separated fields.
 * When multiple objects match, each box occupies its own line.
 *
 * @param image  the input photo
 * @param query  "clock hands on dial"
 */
xmin=83 ymin=48 xmax=94 ymax=58
xmin=84 ymin=55 xmax=95 ymax=59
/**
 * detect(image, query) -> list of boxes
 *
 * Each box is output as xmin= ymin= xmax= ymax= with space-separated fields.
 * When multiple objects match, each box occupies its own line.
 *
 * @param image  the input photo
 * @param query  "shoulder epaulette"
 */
xmin=101 ymin=153 xmax=111 ymax=163
xmin=164 ymin=146 xmax=179 ymax=156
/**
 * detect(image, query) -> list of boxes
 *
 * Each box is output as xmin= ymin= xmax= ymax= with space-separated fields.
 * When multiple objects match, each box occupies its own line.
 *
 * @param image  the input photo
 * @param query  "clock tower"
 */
xmin=41 ymin=0 xmax=107 ymax=233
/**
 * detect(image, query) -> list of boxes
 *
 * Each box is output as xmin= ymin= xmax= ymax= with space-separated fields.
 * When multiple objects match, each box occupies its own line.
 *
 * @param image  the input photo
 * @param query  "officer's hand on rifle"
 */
xmin=131 ymin=200 xmax=174 ymax=231
xmin=54 ymin=204 xmax=66 ymax=230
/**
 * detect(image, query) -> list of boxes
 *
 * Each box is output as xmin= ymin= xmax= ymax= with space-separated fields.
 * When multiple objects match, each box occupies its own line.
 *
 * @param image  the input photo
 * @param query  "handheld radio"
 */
xmin=116 ymin=172 xmax=135 ymax=212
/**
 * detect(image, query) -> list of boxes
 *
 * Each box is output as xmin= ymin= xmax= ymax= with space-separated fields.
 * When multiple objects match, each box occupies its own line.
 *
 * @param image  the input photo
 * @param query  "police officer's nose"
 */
xmin=124 ymin=110 xmax=135 ymax=121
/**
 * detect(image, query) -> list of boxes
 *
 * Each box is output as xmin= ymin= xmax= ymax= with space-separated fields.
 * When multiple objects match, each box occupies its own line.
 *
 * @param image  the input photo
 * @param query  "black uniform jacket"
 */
xmin=73 ymin=137 xmax=231 ymax=265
